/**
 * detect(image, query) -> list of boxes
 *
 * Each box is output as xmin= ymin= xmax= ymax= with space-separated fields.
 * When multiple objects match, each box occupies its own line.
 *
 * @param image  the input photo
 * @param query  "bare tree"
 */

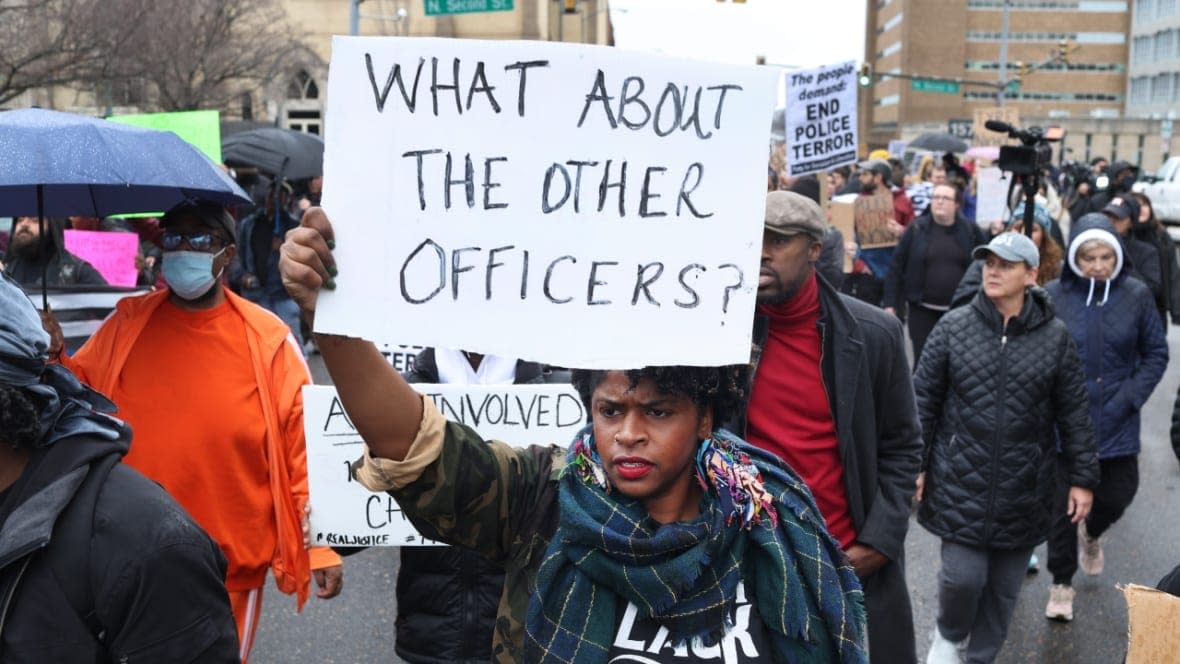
xmin=0 ymin=0 xmax=146 ymax=106
xmin=123 ymin=0 xmax=310 ymax=112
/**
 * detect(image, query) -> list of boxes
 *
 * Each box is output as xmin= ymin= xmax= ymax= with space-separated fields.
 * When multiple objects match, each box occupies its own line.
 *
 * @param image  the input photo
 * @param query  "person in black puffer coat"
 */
xmin=913 ymin=232 xmax=1099 ymax=663
xmin=395 ymin=348 xmax=569 ymax=664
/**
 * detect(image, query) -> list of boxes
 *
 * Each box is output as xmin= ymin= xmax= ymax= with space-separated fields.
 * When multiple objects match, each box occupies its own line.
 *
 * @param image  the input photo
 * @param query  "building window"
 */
xmin=1131 ymin=77 xmax=1151 ymax=104
xmin=880 ymin=12 xmax=903 ymax=33
xmin=240 ymin=93 xmax=253 ymax=120
xmin=876 ymin=94 xmax=900 ymax=106
xmin=882 ymin=42 xmax=902 ymax=57
xmin=1153 ymin=74 xmax=1173 ymax=103
xmin=1137 ymin=0 xmax=1155 ymax=22
xmin=966 ymin=31 xmax=1124 ymax=44
xmin=965 ymin=60 xmax=1124 ymax=72
xmin=1134 ymin=35 xmax=1152 ymax=64
xmin=286 ymin=70 xmax=320 ymax=100
xmin=964 ymin=90 xmax=1123 ymax=101
xmin=967 ymin=1 xmax=1126 ymax=9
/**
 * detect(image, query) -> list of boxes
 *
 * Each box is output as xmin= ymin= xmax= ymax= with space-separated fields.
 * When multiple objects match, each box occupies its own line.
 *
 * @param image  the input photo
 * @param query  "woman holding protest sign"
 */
xmin=279 ymin=208 xmax=867 ymax=663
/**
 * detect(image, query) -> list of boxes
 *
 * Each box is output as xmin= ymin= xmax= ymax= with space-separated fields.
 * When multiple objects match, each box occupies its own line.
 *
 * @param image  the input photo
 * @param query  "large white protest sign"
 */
xmin=785 ymin=61 xmax=858 ymax=176
xmin=315 ymin=37 xmax=779 ymax=369
xmin=304 ymin=383 xmax=585 ymax=546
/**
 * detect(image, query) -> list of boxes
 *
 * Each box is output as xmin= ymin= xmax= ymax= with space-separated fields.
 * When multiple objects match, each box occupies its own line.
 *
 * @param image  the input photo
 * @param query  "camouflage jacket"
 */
xmin=355 ymin=397 xmax=565 ymax=663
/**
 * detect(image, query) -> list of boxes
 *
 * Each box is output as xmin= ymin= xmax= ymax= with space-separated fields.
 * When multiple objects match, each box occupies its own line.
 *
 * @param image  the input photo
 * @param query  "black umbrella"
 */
xmin=222 ymin=128 xmax=324 ymax=181
xmin=907 ymin=132 xmax=969 ymax=154
xmin=0 ymin=108 xmax=249 ymax=308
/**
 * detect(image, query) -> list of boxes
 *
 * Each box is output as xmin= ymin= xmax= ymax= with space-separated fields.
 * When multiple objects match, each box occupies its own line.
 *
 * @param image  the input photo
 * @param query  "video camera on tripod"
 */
xmin=984 ymin=120 xmax=1066 ymax=239
xmin=984 ymin=120 xmax=1065 ymax=176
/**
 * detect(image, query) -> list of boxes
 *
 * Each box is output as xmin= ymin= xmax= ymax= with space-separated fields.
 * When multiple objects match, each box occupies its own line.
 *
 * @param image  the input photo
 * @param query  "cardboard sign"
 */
xmin=853 ymin=192 xmax=898 ymax=249
xmin=108 ymin=110 xmax=222 ymax=162
xmin=971 ymin=107 xmax=1020 ymax=149
xmin=974 ymin=166 xmax=1009 ymax=230
xmin=827 ymin=199 xmax=855 ymax=272
xmin=314 ymin=37 xmax=779 ymax=369
xmin=1124 ymin=583 xmax=1180 ymax=663
xmin=304 ymin=383 xmax=585 ymax=546
xmin=62 ymin=230 xmax=140 ymax=287
xmin=785 ymin=61 xmax=858 ymax=176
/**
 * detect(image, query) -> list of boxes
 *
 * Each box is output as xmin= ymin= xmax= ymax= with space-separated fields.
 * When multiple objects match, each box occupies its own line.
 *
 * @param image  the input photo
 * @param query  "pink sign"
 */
xmin=63 ymin=230 xmax=140 ymax=287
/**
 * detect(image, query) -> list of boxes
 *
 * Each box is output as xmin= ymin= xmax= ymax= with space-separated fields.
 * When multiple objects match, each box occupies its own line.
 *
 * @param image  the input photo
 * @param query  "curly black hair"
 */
xmin=570 ymin=365 xmax=749 ymax=428
xmin=0 ymin=384 xmax=42 ymax=449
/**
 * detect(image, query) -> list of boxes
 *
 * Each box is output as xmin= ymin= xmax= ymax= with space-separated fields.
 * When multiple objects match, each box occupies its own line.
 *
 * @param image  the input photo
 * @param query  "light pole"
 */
xmin=350 ymin=0 xmax=362 ymax=36
xmin=351 ymin=0 xmax=409 ymax=36
xmin=997 ymin=0 xmax=1011 ymax=106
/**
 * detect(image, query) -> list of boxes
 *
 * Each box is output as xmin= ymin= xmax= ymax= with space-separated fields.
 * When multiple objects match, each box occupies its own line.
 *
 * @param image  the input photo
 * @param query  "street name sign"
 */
xmin=911 ymin=78 xmax=960 ymax=95
xmin=425 ymin=0 xmax=513 ymax=16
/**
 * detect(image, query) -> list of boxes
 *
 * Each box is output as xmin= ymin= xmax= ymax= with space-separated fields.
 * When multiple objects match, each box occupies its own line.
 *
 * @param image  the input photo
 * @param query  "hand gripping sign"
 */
xmin=314 ymin=37 xmax=779 ymax=369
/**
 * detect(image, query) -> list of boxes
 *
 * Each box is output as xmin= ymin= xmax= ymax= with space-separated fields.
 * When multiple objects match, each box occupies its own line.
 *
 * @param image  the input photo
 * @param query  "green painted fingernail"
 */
xmin=327 ymin=239 xmax=336 ymax=250
xmin=328 ymin=264 xmax=338 ymax=277
xmin=325 ymin=278 xmax=337 ymax=290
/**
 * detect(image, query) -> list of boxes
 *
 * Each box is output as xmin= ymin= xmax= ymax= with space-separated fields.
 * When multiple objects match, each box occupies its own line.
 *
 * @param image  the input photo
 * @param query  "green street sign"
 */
xmin=911 ymin=78 xmax=960 ymax=95
xmin=425 ymin=0 xmax=513 ymax=15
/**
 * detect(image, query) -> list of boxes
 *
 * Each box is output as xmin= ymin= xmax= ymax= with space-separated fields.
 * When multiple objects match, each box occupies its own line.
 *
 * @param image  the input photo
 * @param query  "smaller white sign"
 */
xmin=785 ymin=61 xmax=858 ymax=176
xmin=974 ymin=167 xmax=1009 ymax=229
xmin=304 ymin=383 xmax=585 ymax=546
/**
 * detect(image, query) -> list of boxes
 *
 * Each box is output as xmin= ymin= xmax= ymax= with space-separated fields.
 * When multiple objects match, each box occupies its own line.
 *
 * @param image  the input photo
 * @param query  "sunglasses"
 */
xmin=161 ymin=231 xmax=226 ymax=252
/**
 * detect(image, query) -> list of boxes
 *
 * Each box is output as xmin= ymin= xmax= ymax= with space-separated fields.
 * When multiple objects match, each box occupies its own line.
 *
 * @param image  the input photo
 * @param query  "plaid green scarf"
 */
xmin=524 ymin=427 xmax=867 ymax=663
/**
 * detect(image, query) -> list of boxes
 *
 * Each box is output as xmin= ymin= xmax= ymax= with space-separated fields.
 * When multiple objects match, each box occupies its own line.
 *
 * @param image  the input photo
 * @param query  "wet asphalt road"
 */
xmin=249 ymin=327 xmax=1180 ymax=663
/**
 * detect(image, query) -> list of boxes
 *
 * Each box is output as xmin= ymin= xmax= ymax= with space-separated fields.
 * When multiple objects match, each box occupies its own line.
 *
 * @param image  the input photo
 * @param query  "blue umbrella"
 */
xmin=0 ymin=108 xmax=251 ymax=306
xmin=0 ymin=108 xmax=249 ymax=217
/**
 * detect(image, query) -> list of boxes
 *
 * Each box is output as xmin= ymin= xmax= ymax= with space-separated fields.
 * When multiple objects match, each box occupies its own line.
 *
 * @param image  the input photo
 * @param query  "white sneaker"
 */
xmin=1078 ymin=521 xmax=1104 ymax=576
xmin=1045 ymin=584 xmax=1075 ymax=621
xmin=926 ymin=628 xmax=963 ymax=664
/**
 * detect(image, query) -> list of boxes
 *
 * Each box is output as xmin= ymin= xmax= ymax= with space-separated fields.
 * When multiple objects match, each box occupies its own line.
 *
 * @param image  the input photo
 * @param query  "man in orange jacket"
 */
xmin=49 ymin=201 xmax=343 ymax=663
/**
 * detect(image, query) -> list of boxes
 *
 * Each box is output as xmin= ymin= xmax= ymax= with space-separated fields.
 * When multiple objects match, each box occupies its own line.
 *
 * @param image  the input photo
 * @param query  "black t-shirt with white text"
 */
xmin=606 ymin=582 xmax=770 ymax=663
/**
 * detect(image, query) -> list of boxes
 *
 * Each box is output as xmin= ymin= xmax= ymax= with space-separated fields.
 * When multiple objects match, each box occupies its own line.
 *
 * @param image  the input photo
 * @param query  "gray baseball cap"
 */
xmin=857 ymin=159 xmax=892 ymax=180
xmin=972 ymin=232 xmax=1040 ymax=268
xmin=764 ymin=191 xmax=827 ymax=240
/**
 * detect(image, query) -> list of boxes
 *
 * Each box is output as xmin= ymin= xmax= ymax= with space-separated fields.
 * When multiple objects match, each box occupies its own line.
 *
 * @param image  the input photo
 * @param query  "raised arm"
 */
xmin=279 ymin=208 xmax=422 ymax=461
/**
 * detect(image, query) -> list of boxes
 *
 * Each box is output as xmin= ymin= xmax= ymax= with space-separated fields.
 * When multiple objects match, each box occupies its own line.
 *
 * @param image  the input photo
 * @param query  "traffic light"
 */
xmin=857 ymin=64 xmax=873 ymax=87
xmin=1057 ymin=39 xmax=1079 ymax=64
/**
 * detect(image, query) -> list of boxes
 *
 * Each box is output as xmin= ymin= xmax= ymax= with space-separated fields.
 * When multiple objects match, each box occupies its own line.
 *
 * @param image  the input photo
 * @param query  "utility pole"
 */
xmin=351 ymin=0 xmax=362 ymax=36
xmin=997 ymin=0 xmax=1010 ymax=106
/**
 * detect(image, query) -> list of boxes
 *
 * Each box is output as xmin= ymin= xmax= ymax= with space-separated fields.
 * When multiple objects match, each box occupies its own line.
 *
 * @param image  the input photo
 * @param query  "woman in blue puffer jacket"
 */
xmin=1042 ymin=212 xmax=1169 ymax=622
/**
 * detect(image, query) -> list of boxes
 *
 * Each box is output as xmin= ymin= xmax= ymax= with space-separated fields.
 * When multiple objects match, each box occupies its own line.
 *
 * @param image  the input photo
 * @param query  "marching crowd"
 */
xmin=1 ymin=142 xmax=1179 ymax=664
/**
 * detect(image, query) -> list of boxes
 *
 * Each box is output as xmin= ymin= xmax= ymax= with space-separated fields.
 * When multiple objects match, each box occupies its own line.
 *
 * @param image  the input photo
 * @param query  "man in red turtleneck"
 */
xmin=737 ymin=191 xmax=923 ymax=664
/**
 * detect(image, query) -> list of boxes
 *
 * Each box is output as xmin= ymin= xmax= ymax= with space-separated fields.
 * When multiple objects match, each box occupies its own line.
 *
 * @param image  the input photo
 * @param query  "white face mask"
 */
xmin=162 ymin=249 xmax=226 ymax=300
